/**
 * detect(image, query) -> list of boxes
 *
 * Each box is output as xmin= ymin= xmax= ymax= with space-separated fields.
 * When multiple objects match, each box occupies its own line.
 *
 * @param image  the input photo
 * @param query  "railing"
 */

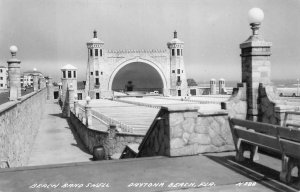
xmin=76 ymin=103 xmax=134 ymax=133
xmin=115 ymin=98 xmax=161 ymax=109
xmin=92 ymin=110 xmax=133 ymax=132
xmin=154 ymin=96 xmax=228 ymax=105
xmin=283 ymin=111 xmax=300 ymax=128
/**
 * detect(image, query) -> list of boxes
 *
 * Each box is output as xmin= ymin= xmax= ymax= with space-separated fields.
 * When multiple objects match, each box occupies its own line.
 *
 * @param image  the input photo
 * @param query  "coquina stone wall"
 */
xmin=222 ymin=83 xmax=247 ymax=120
xmin=138 ymin=104 xmax=234 ymax=157
xmin=168 ymin=107 xmax=234 ymax=156
xmin=69 ymin=112 xmax=144 ymax=159
xmin=0 ymin=89 xmax=46 ymax=167
xmin=257 ymin=84 xmax=300 ymax=126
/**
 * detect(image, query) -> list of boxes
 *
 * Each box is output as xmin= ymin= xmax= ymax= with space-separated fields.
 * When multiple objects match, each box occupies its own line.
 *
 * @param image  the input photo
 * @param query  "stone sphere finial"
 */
xmin=10 ymin=45 xmax=18 ymax=57
xmin=248 ymin=8 xmax=264 ymax=24
xmin=248 ymin=8 xmax=264 ymax=36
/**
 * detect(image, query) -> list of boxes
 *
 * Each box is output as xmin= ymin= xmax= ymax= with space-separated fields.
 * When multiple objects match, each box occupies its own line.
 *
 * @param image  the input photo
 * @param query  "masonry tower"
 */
xmin=61 ymin=64 xmax=78 ymax=104
xmin=219 ymin=78 xmax=225 ymax=94
xmin=210 ymin=78 xmax=217 ymax=95
xmin=85 ymin=30 xmax=104 ymax=99
xmin=167 ymin=31 xmax=188 ymax=96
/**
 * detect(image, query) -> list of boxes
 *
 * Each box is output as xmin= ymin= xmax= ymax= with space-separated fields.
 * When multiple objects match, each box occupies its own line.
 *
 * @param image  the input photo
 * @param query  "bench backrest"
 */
xmin=277 ymin=126 xmax=300 ymax=159
xmin=230 ymin=118 xmax=277 ymax=136
xmin=229 ymin=118 xmax=280 ymax=152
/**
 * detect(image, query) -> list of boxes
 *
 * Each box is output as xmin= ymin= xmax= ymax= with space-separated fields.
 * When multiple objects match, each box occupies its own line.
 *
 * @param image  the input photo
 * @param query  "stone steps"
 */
xmin=78 ymin=99 xmax=159 ymax=135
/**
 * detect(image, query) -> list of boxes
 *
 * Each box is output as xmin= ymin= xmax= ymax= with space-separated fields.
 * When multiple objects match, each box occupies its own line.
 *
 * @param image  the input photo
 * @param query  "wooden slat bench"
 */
xmin=229 ymin=117 xmax=300 ymax=188
xmin=283 ymin=111 xmax=300 ymax=129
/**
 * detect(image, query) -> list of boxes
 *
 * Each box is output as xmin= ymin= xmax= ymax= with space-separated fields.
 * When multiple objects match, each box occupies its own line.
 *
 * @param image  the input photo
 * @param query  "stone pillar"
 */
xmin=69 ymin=84 xmax=75 ymax=111
xmin=39 ymin=77 xmax=46 ymax=89
xmin=47 ymin=76 xmax=53 ymax=100
xmin=62 ymin=87 xmax=70 ymax=117
xmin=219 ymin=78 xmax=225 ymax=94
xmin=210 ymin=78 xmax=216 ymax=95
xmin=240 ymin=9 xmax=272 ymax=121
xmin=33 ymin=74 xmax=39 ymax=91
xmin=85 ymin=96 xmax=92 ymax=128
xmin=74 ymin=99 xmax=78 ymax=116
xmin=108 ymin=124 xmax=117 ymax=159
xmin=7 ymin=46 xmax=21 ymax=101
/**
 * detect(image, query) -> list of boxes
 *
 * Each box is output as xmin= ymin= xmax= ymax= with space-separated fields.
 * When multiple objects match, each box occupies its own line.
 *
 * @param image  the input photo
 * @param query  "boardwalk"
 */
xmin=28 ymin=102 xmax=92 ymax=166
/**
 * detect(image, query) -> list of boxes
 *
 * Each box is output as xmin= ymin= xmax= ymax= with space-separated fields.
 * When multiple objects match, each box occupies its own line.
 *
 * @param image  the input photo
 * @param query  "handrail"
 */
xmin=154 ymin=96 xmax=226 ymax=104
xmin=115 ymin=99 xmax=161 ymax=109
xmin=91 ymin=114 xmax=109 ymax=126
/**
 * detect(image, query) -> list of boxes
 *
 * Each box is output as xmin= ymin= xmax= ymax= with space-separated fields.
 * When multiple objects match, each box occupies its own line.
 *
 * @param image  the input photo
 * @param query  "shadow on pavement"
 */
xmin=204 ymin=154 xmax=298 ymax=192
xmin=66 ymin=118 xmax=91 ymax=156
xmin=48 ymin=113 xmax=64 ymax=118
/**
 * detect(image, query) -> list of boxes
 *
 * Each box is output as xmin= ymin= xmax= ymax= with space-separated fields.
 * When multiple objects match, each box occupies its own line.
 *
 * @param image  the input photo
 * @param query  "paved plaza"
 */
xmin=0 ymin=151 xmax=296 ymax=192
xmin=28 ymin=102 xmax=92 ymax=166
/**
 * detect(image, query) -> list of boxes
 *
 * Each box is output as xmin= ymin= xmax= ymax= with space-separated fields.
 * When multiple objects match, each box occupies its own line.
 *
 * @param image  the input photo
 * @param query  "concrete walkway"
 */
xmin=27 ymin=102 xmax=92 ymax=166
xmin=0 ymin=152 xmax=297 ymax=192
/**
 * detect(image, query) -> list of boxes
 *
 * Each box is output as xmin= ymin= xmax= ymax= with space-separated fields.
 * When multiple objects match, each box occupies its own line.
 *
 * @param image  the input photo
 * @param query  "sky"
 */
xmin=0 ymin=0 xmax=299 ymax=83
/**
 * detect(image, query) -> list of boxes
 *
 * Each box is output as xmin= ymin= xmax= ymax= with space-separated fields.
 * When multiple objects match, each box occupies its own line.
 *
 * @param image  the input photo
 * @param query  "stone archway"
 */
xmin=108 ymin=58 xmax=168 ymax=93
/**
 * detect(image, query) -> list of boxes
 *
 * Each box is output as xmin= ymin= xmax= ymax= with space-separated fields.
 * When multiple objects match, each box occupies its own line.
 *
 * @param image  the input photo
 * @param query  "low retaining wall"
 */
xmin=169 ymin=110 xmax=234 ymax=156
xmin=69 ymin=112 xmax=144 ymax=159
xmin=138 ymin=104 xmax=234 ymax=158
xmin=0 ymin=88 xmax=47 ymax=167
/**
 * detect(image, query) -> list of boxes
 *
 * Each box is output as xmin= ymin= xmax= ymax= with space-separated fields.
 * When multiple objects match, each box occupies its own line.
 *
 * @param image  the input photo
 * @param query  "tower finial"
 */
xmin=174 ymin=30 xmax=177 ymax=38
xmin=93 ymin=30 xmax=97 ymax=38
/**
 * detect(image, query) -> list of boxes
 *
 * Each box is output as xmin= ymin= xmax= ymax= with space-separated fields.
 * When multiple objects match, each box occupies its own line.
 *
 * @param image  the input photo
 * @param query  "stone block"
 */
xmin=169 ymin=113 xmax=184 ymax=126
xmin=194 ymin=124 xmax=208 ymax=134
xmin=170 ymin=138 xmax=185 ymax=149
xmin=188 ymin=133 xmax=211 ymax=145
xmin=182 ymin=132 xmax=190 ymax=144
xmin=182 ymin=118 xmax=195 ymax=134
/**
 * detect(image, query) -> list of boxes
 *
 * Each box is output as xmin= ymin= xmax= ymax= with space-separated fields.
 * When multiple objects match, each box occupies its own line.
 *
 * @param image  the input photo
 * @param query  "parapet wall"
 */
xmin=138 ymin=104 xmax=234 ymax=157
xmin=69 ymin=112 xmax=144 ymax=159
xmin=0 ymin=89 xmax=47 ymax=167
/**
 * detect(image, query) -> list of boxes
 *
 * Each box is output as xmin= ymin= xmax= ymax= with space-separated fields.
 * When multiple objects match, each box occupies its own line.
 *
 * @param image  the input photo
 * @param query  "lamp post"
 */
xmin=248 ymin=8 xmax=264 ymax=35
xmin=241 ymin=8 xmax=272 ymax=121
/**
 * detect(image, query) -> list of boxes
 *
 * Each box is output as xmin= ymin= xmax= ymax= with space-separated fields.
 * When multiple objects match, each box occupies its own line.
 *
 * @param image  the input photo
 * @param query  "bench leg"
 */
xmin=250 ymin=145 xmax=259 ymax=162
xmin=295 ymin=160 xmax=300 ymax=189
xmin=235 ymin=139 xmax=245 ymax=162
xmin=280 ymin=155 xmax=295 ymax=184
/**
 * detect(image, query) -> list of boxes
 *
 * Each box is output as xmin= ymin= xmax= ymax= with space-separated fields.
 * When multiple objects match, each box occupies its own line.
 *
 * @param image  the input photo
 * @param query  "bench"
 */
xmin=229 ymin=117 xmax=300 ymax=187
xmin=283 ymin=111 xmax=300 ymax=128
